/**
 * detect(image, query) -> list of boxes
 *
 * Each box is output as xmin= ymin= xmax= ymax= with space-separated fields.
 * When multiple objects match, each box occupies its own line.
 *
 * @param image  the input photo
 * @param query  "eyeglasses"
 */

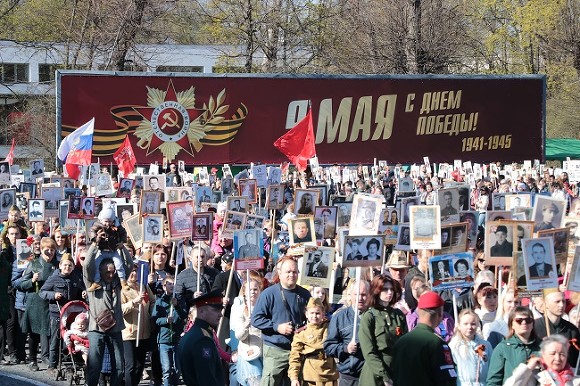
xmin=514 ymin=317 xmax=533 ymax=325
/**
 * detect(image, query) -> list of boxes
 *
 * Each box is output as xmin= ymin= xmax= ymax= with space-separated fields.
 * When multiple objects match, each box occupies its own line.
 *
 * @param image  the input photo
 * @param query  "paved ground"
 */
xmin=0 ymin=361 xmax=66 ymax=386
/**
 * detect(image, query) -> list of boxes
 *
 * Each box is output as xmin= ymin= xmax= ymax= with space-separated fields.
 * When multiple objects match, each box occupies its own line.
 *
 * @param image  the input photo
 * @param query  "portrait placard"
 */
xmin=94 ymin=173 xmax=115 ymax=196
xmin=398 ymin=177 xmax=414 ymax=193
xmin=342 ymin=235 xmax=385 ymax=268
xmin=399 ymin=196 xmax=420 ymax=223
xmin=143 ymin=174 xmax=166 ymax=193
xmin=314 ymin=206 xmax=337 ymax=241
xmin=522 ymin=237 xmax=558 ymax=291
xmin=309 ymin=185 xmax=328 ymax=207
xmin=165 ymin=187 xmax=194 ymax=202
xmin=485 ymin=221 xmax=516 ymax=265
xmin=222 ymin=210 xmax=247 ymax=239
xmin=117 ymin=178 xmax=135 ymax=198
xmin=288 ymin=217 xmax=316 ymax=247
xmin=266 ymin=167 xmax=282 ymax=185
xmin=142 ymin=214 xmax=164 ymax=244
xmin=437 ymin=188 xmax=460 ymax=223
xmin=233 ymin=229 xmax=264 ymax=270
xmin=250 ymin=165 xmax=268 ymax=188
xmin=67 ymin=196 xmax=83 ymax=219
xmin=0 ymin=161 xmax=11 ymax=185
xmin=245 ymin=214 xmax=265 ymax=231
xmin=491 ymin=192 xmax=508 ymax=210
xmin=167 ymin=201 xmax=195 ymax=239
xmin=227 ymin=196 xmax=248 ymax=213
xmin=195 ymin=186 xmax=212 ymax=208
xmin=30 ymin=159 xmax=45 ymax=179
xmin=505 ymin=194 xmax=531 ymax=210
xmin=410 ymin=205 xmax=441 ymax=250
xmin=192 ymin=212 xmax=213 ymax=241
xmin=28 ymin=199 xmax=46 ymax=222
xmin=395 ymin=224 xmax=411 ymax=251
xmin=486 ymin=210 xmax=512 ymax=223
xmin=349 ymin=194 xmax=383 ymax=236
xmin=299 ymin=246 xmax=334 ymax=288
xmin=460 ymin=211 xmax=478 ymax=250
xmin=537 ymin=227 xmax=570 ymax=264
xmin=222 ymin=177 xmax=234 ymax=195
xmin=567 ymin=246 xmax=580 ymax=292
xmin=238 ymin=178 xmax=258 ymax=204
xmin=532 ymin=196 xmax=566 ymax=233
xmin=58 ymin=201 xmax=78 ymax=232
xmin=15 ymin=239 xmax=33 ymax=269
xmin=19 ymin=182 xmax=36 ymax=198
xmin=266 ymin=185 xmax=284 ymax=210
xmin=123 ymin=213 xmax=143 ymax=250
xmin=336 ymin=203 xmax=352 ymax=227
xmin=429 ymin=252 xmax=474 ymax=291
xmin=117 ymin=203 xmax=137 ymax=223
xmin=294 ymin=189 xmax=319 ymax=216
xmin=140 ymin=190 xmax=162 ymax=216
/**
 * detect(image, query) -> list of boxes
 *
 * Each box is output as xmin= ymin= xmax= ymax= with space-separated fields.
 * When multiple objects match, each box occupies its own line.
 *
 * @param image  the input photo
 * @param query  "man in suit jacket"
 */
xmin=528 ymin=242 xmax=553 ymax=278
xmin=306 ymin=251 xmax=328 ymax=278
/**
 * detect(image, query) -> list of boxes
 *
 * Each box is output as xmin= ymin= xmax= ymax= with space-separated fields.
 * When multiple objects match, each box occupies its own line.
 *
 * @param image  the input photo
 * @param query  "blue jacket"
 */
xmin=151 ymin=294 xmax=188 ymax=345
xmin=251 ymin=283 xmax=310 ymax=350
xmin=11 ymin=254 xmax=30 ymax=311
xmin=39 ymin=269 xmax=85 ymax=317
xmin=323 ymin=306 xmax=365 ymax=377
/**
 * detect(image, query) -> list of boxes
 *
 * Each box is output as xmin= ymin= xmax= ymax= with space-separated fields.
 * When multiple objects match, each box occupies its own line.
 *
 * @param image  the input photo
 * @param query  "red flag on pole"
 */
xmin=273 ymin=108 xmax=316 ymax=172
xmin=4 ymin=138 xmax=15 ymax=165
xmin=113 ymin=135 xmax=137 ymax=178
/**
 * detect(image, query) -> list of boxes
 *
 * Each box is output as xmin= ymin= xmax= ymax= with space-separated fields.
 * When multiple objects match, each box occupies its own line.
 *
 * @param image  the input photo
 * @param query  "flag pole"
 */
xmin=136 ymin=262 xmax=145 ymax=347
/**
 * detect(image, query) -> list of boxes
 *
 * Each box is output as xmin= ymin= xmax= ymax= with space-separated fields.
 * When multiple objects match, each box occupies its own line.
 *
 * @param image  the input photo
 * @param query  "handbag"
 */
xmin=95 ymin=309 xmax=117 ymax=332
xmin=238 ymin=340 xmax=261 ymax=361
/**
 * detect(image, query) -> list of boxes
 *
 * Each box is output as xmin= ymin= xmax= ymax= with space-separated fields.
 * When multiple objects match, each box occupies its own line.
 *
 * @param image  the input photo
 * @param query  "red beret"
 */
xmin=418 ymin=291 xmax=444 ymax=309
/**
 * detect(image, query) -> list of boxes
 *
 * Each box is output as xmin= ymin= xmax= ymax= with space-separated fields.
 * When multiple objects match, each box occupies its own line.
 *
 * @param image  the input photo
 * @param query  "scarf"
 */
xmin=545 ymin=364 xmax=575 ymax=386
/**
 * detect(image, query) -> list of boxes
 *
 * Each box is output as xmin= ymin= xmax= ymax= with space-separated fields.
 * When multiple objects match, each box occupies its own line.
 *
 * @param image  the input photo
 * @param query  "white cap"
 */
xmin=98 ymin=205 xmax=116 ymax=221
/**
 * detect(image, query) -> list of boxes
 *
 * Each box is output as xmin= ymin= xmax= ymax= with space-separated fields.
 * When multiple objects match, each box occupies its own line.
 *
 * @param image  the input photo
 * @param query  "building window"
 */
xmin=156 ymin=65 xmax=204 ymax=73
xmin=0 ymin=63 xmax=29 ymax=83
xmin=39 ymin=64 xmax=61 ymax=83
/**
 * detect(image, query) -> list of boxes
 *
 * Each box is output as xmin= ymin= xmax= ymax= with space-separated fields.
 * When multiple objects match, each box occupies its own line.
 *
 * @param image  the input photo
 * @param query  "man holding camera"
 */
xmin=251 ymin=257 xmax=311 ymax=386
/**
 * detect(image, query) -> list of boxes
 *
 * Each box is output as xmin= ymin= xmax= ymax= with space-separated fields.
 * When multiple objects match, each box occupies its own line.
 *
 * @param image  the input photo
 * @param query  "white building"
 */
xmin=0 ymin=40 xmax=240 ymax=159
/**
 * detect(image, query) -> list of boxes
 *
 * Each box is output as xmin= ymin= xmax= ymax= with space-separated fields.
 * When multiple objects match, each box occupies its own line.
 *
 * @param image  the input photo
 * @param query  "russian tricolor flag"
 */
xmin=58 ymin=118 xmax=95 ymax=178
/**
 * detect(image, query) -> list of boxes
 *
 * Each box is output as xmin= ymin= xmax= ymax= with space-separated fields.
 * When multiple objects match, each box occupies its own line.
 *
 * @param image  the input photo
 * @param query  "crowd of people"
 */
xmin=0 ymin=159 xmax=580 ymax=386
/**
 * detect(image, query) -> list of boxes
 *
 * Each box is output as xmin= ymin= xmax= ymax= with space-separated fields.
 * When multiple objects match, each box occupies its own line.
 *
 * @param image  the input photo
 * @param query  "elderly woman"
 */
xmin=504 ymin=334 xmax=580 ymax=386
xmin=487 ymin=306 xmax=541 ymax=386
xmin=358 ymin=274 xmax=407 ymax=386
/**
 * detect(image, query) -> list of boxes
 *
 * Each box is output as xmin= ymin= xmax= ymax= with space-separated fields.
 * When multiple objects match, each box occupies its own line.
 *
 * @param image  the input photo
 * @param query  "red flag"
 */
xmin=4 ymin=138 xmax=15 ymax=165
xmin=65 ymin=163 xmax=82 ymax=180
xmin=113 ymin=135 xmax=137 ymax=177
xmin=273 ymin=109 xmax=316 ymax=172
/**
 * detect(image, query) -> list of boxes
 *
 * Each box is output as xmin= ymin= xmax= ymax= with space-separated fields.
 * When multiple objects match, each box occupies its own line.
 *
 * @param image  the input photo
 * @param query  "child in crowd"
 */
xmin=151 ymin=276 xmax=188 ymax=386
xmin=63 ymin=312 xmax=90 ymax=365
xmin=87 ymin=205 xmax=129 ymax=291
xmin=310 ymin=285 xmax=331 ymax=319
xmin=288 ymin=298 xmax=338 ymax=386
xmin=449 ymin=309 xmax=493 ymax=385
xmin=0 ymin=205 xmax=28 ymax=248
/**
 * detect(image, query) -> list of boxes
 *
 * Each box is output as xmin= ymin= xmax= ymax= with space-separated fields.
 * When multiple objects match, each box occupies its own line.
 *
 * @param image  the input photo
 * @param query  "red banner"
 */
xmin=57 ymin=72 xmax=546 ymax=165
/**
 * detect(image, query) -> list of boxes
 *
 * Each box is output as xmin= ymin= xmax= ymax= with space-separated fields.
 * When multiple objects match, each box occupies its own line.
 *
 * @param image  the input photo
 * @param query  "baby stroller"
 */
xmin=57 ymin=300 xmax=89 ymax=385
